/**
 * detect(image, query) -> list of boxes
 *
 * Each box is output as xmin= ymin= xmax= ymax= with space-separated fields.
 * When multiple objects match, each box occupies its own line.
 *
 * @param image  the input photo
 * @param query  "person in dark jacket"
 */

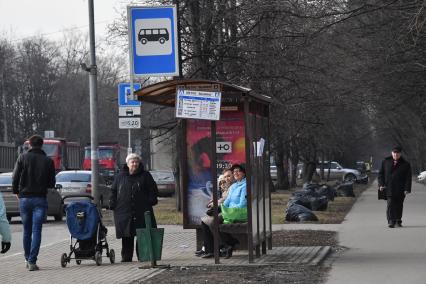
xmin=12 ymin=134 xmax=56 ymax=271
xmin=109 ymin=153 xmax=158 ymax=262
xmin=378 ymin=145 xmax=412 ymax=228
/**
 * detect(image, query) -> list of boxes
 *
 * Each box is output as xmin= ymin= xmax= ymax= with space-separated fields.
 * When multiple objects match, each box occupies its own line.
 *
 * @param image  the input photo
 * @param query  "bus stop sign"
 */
xmin=128 ymin=6 xmax=179 ymax=77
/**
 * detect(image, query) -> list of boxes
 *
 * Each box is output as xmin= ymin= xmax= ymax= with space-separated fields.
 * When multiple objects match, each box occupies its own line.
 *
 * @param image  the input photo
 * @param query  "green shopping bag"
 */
xmin=221 ymin=204 xmax=247 ymax=224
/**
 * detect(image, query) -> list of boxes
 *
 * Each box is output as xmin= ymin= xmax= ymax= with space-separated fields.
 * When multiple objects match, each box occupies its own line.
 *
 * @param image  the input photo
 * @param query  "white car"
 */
xmin=55 ymin=170 xmax=111 ymax=208
xmin=418 ymin=171 xmax=426 ymax=183
xmin=316 ymin=161 xmax=362 ymax=182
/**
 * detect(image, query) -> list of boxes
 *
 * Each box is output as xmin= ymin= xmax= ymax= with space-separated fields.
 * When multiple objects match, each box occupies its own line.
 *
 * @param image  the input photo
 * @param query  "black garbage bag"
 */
xmin=310 ymin=196 xmax=329 ymax=211
xmin=356 ymin=175 xmax=369 ymax=184
xmin=336 ymin=182 xmax=355 ymax=197
xmin=288 ymin=196 xmax=311 ymax=209
xmin=302 ymin=183 xmax=320 ymax=192
xmin=293 ymin=189 xmax=320 ymax=198
xmin=289 ymin=195 xmax=329 ymax=211
xmin=316 ymin=185 xmax=337 ymax=201
xmin=285 ymin=203 xmax=318 ymax=222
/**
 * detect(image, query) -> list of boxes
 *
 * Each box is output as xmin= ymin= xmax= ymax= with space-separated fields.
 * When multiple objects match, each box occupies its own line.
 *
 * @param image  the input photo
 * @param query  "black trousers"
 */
xmin=201 ymin=222 xmax=214 ymax=253
xmin=387 ymin=196 xmax=405 ymax=224
xmin=121 ymin=236 xmax=139 ymax=261
xmin=201 ymin=221 xmax=238 ymax=253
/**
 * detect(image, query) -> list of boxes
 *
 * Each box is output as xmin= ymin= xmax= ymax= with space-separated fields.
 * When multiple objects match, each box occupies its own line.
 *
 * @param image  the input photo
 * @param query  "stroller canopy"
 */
xmin=66 ymin=201 xmax=100 ymax=240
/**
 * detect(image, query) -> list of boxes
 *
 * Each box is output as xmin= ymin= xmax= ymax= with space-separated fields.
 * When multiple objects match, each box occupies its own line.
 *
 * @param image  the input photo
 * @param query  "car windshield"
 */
xmin=56 ymin=172 xmax=91 ymax=182
xmin=150 ymin=171 xmax=174 ymax=181
xmin=0 ymin=175 xmax=12 ymax=185
xmin=85 ymin=148 xmax=113 ymax=159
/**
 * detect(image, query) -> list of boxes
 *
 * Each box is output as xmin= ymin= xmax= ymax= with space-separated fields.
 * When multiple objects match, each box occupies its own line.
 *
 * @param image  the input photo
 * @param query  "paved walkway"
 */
xmin=326 ymin=180 xmax=426 ymax=284
xmin=1 ymin=223 xmax=330 ymax=284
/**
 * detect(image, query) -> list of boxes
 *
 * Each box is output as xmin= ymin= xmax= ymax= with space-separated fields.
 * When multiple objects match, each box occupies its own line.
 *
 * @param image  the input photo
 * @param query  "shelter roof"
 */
xmin=134 ymin=79 xmax=271 ymax=107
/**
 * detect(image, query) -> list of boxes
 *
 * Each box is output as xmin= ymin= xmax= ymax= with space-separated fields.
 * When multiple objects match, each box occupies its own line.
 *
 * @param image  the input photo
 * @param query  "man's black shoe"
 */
xmin=388 ymin=224 xmax=395 ymax=228
xmin=201 ymin=252 xmax=214 ymax=258
xmin=194 ymin=249 xmax=205 ymax=257
xmin=396 ymin=222 xmax=402 ymax=227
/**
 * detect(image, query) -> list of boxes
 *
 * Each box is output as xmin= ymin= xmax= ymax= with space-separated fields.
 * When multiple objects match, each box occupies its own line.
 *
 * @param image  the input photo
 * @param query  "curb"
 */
xmin=310 ymin=246 xmax=331 ymax=265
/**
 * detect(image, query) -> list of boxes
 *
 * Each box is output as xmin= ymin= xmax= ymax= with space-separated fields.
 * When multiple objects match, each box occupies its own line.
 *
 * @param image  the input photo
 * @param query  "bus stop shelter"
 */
xmin=135 ymin=79 xmax=272 ymax=263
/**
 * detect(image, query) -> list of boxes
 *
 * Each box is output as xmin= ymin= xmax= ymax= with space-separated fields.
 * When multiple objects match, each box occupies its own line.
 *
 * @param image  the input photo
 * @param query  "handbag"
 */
xmin=378 ymin=188 xmax=387 ymax=200
xmin=221 ymin=204 xmax=247 ymax=224
xmin=205 ymin=205 xmax=221 ymax=216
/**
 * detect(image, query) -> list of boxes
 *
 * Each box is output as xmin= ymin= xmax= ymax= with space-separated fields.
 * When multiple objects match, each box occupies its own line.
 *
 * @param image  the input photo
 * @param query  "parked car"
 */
xmin=418 ymin=171 xmax=426 ymax=183
xmin=0 ymin=172 xmax=64 ymax=222
xmin=55 ymin=170 xmax=111 ymax=208
xmin=149 ymin=170 xmax=175 ymax=197
xmin=355 ymin=161 xmax=368 ymax=174
xmin=316 ymin=161 xmax=363 ymax=182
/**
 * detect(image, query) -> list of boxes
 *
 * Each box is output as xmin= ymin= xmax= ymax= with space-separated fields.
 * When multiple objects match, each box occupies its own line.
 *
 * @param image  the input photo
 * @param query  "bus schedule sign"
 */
xmin=175 ymin=89 xmax=222 ymax=121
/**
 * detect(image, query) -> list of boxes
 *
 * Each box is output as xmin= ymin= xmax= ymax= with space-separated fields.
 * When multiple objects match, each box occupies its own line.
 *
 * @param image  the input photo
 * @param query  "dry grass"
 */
xmin=155 ymin=197 xmax=183 ymax=225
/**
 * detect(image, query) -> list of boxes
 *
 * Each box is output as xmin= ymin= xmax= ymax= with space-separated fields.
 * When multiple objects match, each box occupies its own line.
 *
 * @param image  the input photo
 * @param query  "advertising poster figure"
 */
xmin=186 ymin=109 xmax=246 ymax=225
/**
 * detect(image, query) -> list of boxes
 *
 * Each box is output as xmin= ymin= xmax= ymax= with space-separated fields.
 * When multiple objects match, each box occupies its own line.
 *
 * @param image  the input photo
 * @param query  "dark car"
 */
xmin=149 ymin=170 xmax=175 ymax=197
xmin=55 ymin=170 xmax=111 ymax=208
xmin=0 ymin=172 xmax=64 ymax=222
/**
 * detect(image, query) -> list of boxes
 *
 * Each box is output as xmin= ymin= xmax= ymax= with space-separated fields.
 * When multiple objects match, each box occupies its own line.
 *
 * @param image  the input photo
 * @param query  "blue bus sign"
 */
xmin=128 ymin=6 xmax=179 ymax=77
xmin=118 ymin=83 xmax=142 ymax=106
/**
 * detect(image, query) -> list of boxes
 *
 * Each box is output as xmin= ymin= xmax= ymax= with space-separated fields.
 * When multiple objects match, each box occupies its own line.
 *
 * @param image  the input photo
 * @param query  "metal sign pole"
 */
xmin=127 ymin=6 xmax=136 ymax=154
xmin=87 ymin=0 xmax=99 ymax=208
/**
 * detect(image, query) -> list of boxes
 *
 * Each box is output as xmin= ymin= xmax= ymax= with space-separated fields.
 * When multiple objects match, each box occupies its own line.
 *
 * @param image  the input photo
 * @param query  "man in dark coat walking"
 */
xmin=109 ymin=153 xmax=158 ymax=262
xmin=378 ymin=145 xmax=412 ymax=228
xmin=12 ymin=134 xmax=56 ymax=271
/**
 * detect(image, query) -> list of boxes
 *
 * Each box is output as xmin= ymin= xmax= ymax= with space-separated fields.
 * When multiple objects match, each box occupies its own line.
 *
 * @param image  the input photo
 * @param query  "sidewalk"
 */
xmin=1 ymin=222 xmax=332 ymax=283
xmin=326 ymin=180 xmax=426 ymax=284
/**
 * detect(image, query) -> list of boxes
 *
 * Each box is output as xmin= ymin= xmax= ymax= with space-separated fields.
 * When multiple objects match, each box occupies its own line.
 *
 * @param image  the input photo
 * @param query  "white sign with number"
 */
xmin=119 ymin=117 xmax=141 ymax=129
xmin=175 ymin=89 xmax=221 ymax=121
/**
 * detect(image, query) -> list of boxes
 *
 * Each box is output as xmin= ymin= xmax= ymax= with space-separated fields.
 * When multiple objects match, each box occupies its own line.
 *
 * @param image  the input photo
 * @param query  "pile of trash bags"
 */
xmin=285 ymin=182 xmax=354 ymax=222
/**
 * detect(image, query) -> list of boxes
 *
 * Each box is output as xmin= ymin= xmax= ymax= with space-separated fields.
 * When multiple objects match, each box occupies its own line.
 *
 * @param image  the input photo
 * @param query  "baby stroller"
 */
xmin=60 ymin=195 xmax=115 ymax=267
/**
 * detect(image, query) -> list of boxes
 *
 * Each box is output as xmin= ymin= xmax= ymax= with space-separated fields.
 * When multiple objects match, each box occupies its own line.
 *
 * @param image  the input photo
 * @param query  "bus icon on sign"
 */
xmin=138 ymin=28 xmax=169 ymax=44
xmin=134 ymin=18 xmax=172 ymax=56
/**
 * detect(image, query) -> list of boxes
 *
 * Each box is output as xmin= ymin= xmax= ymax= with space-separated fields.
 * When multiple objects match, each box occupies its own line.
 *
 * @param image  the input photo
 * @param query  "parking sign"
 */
xmin=118 ymin=83 xmax=142 ymax=106
xmin=128 ymin=6 xmax=179 ymax=77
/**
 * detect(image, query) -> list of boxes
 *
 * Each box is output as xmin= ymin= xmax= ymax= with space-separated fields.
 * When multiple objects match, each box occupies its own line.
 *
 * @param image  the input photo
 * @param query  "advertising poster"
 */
xmin=186 ymin=109 xmax=246 ymax=225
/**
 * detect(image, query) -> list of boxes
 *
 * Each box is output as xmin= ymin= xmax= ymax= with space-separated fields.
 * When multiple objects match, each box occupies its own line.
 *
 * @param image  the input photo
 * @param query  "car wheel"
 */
xmin=344 ymin=174 xmax=356 ymax=182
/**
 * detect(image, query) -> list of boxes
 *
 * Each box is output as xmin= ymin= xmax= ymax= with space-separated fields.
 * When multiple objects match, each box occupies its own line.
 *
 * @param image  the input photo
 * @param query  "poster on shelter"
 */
xmin=186 ymin=109 xmax=245 ymax=225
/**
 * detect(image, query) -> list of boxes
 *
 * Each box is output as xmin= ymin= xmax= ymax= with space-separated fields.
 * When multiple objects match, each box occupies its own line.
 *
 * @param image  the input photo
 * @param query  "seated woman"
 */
xmin=196 ymin=168 xmax=234 ymax=257
xmin=198 ymin=164 xmax=246 ymax=258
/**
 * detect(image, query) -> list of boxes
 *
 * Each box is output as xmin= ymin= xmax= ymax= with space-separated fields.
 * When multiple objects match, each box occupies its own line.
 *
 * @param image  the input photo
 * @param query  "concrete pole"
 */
xmin=88 ymin=0 xmax=99 ymax=207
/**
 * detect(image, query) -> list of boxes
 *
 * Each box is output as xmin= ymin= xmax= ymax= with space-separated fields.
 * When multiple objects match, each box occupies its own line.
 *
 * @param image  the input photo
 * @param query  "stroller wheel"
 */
xmin=109 ymin=249 xmax=115 ymax=264
xmin=95 ymin=251 xmax=102 ymax=266
xmin=60 ymin=253 xmax=68 ymax=268
xmin=76 ymin=260 xmax=82 ymax=265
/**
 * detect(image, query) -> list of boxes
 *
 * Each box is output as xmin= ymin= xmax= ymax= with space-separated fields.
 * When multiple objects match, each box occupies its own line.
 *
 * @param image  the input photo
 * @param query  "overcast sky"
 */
xmin=0 ymin=0 xmax=130 ymax=42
